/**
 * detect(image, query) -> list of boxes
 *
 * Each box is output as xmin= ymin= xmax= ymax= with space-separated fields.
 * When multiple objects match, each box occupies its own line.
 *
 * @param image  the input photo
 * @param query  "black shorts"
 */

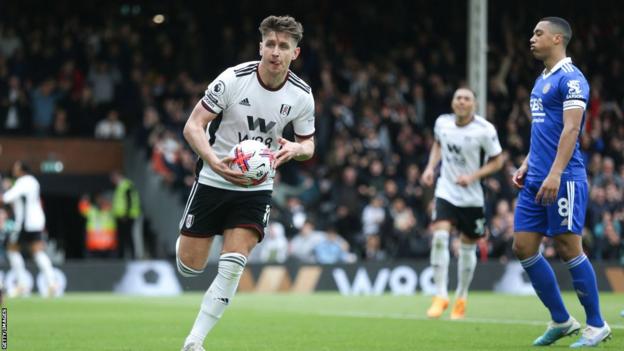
xmin=432 ymin=198 xmax=486 ymax=238
xmin=179 ymin=182 xmax=272 ymax=241
xmin=7 ymin=230 xmax=44 ymax=245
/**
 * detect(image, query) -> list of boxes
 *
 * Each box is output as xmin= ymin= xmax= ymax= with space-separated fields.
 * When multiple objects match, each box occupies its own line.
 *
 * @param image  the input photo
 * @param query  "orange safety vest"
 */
xmin=79 ymin=199 xmax=118 ymax=251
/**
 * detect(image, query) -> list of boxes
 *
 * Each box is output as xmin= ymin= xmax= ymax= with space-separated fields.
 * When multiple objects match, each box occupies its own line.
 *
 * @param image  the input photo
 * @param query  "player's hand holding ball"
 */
xmin=274 ymin=137 xmax=303 ymax=168
xmin=227 ymin=139 xmax=275 ymax=186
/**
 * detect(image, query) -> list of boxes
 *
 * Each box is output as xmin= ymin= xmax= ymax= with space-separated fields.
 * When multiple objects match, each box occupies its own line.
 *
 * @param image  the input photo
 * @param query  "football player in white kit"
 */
xmin=177 ymin=15 xmax=315 ymax=351
xmin=421 ymin=88 xmax=503 ymax=319
xmin=1 ymin=160 xmax=58 ymax=297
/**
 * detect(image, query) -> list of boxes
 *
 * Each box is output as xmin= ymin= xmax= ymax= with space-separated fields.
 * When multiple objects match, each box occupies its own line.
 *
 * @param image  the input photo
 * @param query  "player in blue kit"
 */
xmin=512 ymin=17 xmax=611 ymax=348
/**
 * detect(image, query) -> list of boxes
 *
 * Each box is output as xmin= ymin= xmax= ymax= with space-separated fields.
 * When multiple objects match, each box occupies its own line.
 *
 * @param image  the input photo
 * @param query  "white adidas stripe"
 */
xmin=179 ymin=181 xmax=199 ymax=230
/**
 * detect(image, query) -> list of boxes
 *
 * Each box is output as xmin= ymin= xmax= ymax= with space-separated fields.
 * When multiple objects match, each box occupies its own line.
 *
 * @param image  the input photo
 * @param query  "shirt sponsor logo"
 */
xmin=566 ymin=80 xmax=584 ymax=99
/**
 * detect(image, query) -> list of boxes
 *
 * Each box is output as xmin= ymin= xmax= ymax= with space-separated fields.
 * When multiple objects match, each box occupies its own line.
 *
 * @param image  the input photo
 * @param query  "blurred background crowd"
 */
xmin=0 ymin=0 xmax=622 ymax=264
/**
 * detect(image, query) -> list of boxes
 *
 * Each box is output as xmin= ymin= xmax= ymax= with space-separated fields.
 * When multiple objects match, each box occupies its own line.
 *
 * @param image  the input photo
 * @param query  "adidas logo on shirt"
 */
xmin=239 ymin=98 xmax=250 ymax=106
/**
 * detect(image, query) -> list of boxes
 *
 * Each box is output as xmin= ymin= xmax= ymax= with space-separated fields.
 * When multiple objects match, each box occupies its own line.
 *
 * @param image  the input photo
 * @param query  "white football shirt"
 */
xmin=433 ymin=114 xmax=502 ymax=207
xmin=2 ymin=174 xmax=46 ymax=232
xmin=199 ymin=61 xmax=315 ymax=191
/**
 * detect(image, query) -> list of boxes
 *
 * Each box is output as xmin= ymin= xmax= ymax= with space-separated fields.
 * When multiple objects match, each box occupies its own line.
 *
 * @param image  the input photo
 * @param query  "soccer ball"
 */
xmin=229 ymin=139 xmax=275 ymax=185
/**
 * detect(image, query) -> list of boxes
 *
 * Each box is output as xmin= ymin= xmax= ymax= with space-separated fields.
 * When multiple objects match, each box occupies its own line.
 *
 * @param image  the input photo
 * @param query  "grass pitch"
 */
xmin=5 ymin=292 xmax=623 ymax=350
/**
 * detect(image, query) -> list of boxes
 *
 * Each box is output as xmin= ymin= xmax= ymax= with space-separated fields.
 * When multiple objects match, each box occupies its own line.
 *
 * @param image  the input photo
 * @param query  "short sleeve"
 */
xmin=559 ymin=72 xmax=590 ymax=111
xmin=482 ymin=123 xmax=503 ymax=158
xmin=433 ymin=116 xmax=442 ymax=142
xmin=201 ymin=69 xmax=235 ymax=114
xmin=292 ymin=93 xmax=315 ymax=138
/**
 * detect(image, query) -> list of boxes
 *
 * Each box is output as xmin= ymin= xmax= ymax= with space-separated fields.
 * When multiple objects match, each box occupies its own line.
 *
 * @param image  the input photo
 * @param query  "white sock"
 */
xmin=430 ymin=230 xmax=449 ymax=298
xmin=185 ymin=252 xmax=247 ymax=347
xmin=34 ymin=250 xmax=56 ymax=286
xmin=7 ymin=251 xmax=28 ymax=287
xmin=455 ymin=243 xmax=477 ymax=299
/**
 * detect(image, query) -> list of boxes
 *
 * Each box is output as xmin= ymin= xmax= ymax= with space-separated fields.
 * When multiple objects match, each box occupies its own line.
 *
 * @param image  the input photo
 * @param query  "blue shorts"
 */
xmin=514 ymin=179 xmax=588 ymax=236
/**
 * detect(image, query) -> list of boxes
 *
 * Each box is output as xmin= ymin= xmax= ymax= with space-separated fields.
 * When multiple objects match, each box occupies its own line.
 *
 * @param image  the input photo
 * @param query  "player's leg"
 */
xmin=30 ymin=238 xmax=58 ymax=295
xmin=182 ymin=188 xmax=270 ymax=351
xmin=451 ymin=234 xmax=479 ymax=320
xmin=177 ymin=182 xmax=218 ymax=277
xmin=551 ymin=180 xmax=610 ymax=347
xmin=176 ymin=235 xmax=214 ymax=277
xmin=427 ymin=198 xmax=454 ymax=318
xmin=184 ymin=227 xmax=257 ymax=349
xmin=6 ymin=239 xmax=28 ymax=297
xmin=514 ymin=180 xmax=577 ymax=345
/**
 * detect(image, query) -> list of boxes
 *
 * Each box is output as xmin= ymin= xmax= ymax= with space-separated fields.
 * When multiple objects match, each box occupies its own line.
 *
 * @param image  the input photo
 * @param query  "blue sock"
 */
xmin=520 ymin=253 xmax=570 ymax=323
xmin=567 ymin=254 xmax=604 ymax=327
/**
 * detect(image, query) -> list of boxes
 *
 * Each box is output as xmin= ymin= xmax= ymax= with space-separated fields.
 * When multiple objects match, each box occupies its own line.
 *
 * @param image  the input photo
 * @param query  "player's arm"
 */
xmin=512 ymin=153 xmax=529 ymax=188
xmin=274 ymin=136 xmax=315 ymax=167
xmin=421 ymin=140 xmax=441 ymax=187
xmin=0 ymin=180 xmax=24 ymax=205
xmin=535 ymin=108 xmax=583 ymax=205
xmin=275 ymin=94 xmax=316 ymax=168
xmin=456 ymin=153 xmax=504 ymax=187
xmin=183 ymin=102 xmax=248 ymax=186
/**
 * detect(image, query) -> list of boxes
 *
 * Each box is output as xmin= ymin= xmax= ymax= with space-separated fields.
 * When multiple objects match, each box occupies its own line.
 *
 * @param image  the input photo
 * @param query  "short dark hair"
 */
xmin=15 ymin=160 xmax=32 ymax=174
xmin=455 ymin=86 xmax=477 ymax=99
xmin=541 ymin=16 xmax=572 ymax=46
xmin=258 ymin=15 xmax=304 ymax=44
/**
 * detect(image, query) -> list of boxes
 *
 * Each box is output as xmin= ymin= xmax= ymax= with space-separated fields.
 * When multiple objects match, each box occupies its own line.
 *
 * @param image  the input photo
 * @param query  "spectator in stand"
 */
xmin=254 ymin=221 xmax=289 ymax=263
xmin=87 ymin=61 xmax=120 ymax=106
xmin=95 ymin=109 xmax=125 ymax=139
xmin=0 ymin=75 xmax=30 ymax=134
xmin=592 ymin=157 xmax=624 ymax=189
xmin=30 ymin=79 xmax=67 ymax=135
xmin=289 ymin=220 xmax=324 ymax=263
xmin=314 ymin=227 xmax=356 ymax=264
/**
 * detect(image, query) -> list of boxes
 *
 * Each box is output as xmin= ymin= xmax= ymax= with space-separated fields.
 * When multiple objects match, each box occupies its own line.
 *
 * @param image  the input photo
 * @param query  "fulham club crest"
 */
xmin=185 ymin=214 xmax=194 ymax=228
xmin=280 ymin=104 xmax=292 ymax=118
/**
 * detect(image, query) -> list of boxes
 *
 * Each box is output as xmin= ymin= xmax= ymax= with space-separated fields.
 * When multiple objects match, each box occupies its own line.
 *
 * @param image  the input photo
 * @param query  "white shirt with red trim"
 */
xmin=198 ymin=61 xmax=315 ymax=191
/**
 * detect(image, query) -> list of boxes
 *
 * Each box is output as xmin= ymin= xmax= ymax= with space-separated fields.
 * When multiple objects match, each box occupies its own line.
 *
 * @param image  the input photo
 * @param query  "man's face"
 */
xmin=530 ymin=21 xmax=560 ymax=60
xmin=259 ymin=31 xmax=300 ymax=75
xmin=11 ymin=162 xmax=21 ymax=178
xmin=451 ymin=89 xmax=475 ymax=118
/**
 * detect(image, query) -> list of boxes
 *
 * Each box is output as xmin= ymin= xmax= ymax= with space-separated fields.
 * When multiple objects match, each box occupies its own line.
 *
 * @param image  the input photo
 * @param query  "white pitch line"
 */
xmin=311 ymin=310 xmax=624 ymax=330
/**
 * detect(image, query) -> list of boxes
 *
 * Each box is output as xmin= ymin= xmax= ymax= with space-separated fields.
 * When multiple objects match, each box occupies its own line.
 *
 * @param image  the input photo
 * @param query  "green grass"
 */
xmin=5 ymin=292 xmax=623 ymax=350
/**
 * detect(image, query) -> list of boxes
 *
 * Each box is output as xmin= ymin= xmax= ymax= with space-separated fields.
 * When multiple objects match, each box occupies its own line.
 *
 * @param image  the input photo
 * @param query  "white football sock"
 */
xmin=185 ymin=252 xmax=247 ymax=347
xmin=455 ymin=243 xmax=477 ymax=299
xmin=430 ymin=230 xmax=450 ymax=298
xmin=34 ymin=250 xmax=56 ymax=286
xmin=7 ymin=251 xmax=28 ymax=287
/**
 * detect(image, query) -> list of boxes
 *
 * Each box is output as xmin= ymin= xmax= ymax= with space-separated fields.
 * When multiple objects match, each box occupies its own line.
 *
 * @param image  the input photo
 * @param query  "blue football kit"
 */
xmin=514 ymin=57 xmax=590 ymax=236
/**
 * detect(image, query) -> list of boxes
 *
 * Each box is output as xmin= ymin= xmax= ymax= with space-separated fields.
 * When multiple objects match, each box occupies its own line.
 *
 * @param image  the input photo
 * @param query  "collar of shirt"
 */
xmin=542 ymin=57 xmax=572 ymax=79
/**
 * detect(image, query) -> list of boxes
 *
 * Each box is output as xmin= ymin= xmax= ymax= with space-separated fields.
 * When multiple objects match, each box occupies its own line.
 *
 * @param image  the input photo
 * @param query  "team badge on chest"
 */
xmin=542 ymin=82 xmax=551 ymax=94
xmin=280 ymin=104 xmax=292 ymax=118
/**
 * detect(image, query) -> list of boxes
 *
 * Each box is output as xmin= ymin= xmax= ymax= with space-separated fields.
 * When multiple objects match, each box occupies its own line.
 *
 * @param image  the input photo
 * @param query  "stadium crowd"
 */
xmin=0 ymin=1 xmax=622 ymax=263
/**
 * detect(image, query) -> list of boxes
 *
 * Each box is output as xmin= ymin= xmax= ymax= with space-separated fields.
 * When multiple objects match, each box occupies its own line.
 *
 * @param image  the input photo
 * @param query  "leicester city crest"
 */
xmin=280 ymin=104 xmax=292 ymax=118
xmin=185 ymin=214 xmax=194 ymax=228
xmin=542 ymin=82 xmax=551 ymax=94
